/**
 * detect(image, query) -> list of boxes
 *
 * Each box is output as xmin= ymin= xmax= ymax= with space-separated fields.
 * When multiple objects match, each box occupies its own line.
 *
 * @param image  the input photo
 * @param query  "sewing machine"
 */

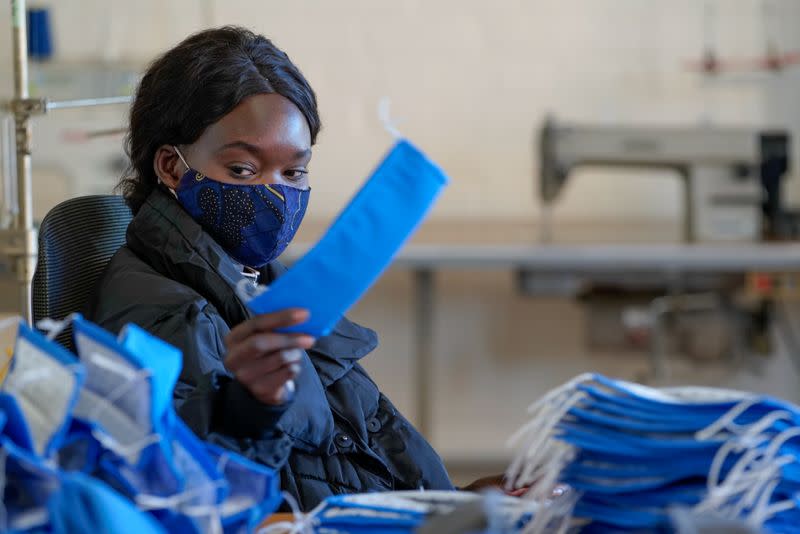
xmin=539 ymin=117 xmax=792 ymax=242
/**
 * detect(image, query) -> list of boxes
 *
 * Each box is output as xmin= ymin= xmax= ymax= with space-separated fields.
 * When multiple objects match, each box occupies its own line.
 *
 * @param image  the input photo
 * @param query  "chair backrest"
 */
xmin=32 ymin=195 xmax=132 ymax=350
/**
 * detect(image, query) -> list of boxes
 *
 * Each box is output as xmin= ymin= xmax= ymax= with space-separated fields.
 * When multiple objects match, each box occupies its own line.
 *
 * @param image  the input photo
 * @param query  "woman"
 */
xmin=87 ymin=26 xmax=464 ymax=511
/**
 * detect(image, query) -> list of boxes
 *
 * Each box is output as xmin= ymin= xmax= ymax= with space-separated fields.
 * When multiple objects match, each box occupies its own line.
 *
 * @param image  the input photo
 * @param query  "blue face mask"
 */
xmin=243 ymin=139 xmax=449 ymax=337
xmin=172 ymin=147 xmax=310 ymax=268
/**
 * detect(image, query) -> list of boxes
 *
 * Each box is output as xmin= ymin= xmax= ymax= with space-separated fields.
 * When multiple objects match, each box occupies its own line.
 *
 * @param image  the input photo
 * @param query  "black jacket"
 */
xmin=86 ymin=187 xmax=453 ymax=510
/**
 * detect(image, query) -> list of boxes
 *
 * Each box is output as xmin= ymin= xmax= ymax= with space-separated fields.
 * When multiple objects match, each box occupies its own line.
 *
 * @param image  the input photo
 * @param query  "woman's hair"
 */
xmin=120 ymin=26 xmax=320 ymax=214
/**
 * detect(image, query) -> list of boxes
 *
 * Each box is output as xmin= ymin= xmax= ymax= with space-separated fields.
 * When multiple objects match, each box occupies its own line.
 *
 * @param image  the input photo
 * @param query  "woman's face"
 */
xmin=155 ymin=93 xmax=312 ymax=190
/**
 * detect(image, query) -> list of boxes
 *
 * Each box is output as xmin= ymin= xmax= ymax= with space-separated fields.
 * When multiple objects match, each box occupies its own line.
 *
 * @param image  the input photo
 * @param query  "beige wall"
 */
xmin=3 ymin=1 xmax=800 ymax=224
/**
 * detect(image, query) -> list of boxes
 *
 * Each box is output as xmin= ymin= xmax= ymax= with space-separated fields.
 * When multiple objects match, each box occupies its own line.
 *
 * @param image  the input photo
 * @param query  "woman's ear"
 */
xmin=153 ymin=145 xmax=187 ymax=190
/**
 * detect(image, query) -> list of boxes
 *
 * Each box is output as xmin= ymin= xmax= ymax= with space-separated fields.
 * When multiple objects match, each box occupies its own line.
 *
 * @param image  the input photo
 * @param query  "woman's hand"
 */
xmin=224 ymin=308 xmax=315 ymax=405
xmin=462 ymin=474 xmax=530 ymax=497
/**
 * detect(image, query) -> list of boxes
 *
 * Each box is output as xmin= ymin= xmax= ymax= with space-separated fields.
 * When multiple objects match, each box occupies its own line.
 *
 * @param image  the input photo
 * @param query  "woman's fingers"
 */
xmin=233 ymin=348 xmax=303 ymax=384
xmin=246 ymin=361 xmax=302 ymax=405
xmin=225 ymin=308 xmax=310 ymax=348
xmin=226 ymin=332 xmax=314 ymax=371
xmin=223 ymin=309 xmax=313 ymax=406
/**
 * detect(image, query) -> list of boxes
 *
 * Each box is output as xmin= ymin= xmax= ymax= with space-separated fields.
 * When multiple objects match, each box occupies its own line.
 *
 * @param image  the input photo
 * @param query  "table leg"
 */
xmin=414 ymin=268 xmax=434 ymax=438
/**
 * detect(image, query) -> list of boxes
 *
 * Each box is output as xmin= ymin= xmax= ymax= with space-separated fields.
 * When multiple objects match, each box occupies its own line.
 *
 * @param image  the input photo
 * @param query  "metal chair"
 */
xmin=32 ymin=195 xmax=132 ymax=350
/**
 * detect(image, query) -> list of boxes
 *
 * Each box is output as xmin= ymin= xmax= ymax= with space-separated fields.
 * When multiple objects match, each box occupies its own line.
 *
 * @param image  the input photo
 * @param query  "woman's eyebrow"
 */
xmin=216 ymin=142 xmax=311 ymax=161
xmin=294 ymin=148 xmax=312 ymax=160
xmin=215 ymin=140 xmax=261 ymax=156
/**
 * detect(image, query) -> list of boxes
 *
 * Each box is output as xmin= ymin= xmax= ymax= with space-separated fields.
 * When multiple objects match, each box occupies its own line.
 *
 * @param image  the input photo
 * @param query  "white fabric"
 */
xmin=2 ymin=335 xmax=77 ymax=457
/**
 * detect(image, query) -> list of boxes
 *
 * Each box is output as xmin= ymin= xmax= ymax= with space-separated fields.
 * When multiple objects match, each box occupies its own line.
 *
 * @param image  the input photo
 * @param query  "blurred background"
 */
xmin=2 ymin=0 xmax=800 ymax=486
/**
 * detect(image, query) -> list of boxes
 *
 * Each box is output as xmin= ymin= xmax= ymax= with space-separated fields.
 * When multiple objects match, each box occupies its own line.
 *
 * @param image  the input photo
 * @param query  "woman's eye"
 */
xmin=229 ymin=165 xmax=256 ymax=178
xmin=285 ymin=169 xmax=308 ymax=182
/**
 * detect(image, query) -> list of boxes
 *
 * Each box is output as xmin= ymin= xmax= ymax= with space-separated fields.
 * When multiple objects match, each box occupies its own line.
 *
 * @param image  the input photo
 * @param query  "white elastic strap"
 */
xmin=700 ymin=425 xmax=800 ymax=516
xmin=182 ymin=504 xmax=222 ymax=534
xmin=35 ymin=313 xmax=79 ymax=342
xmin=507 ymin=377 xmax=578 ymax=448
xmin=706 ymin=438 xmax=759 ymax=492
xmin=136 ymin=476 xmax=227 ymax=512
xmin=173 ymin=146 xmax=190 ymax=172
xmin=508 ymin=391 xmax=585 ymax=489
xmin=91 ymin=429 xmax=162 ymax=461
xmin=696 ymin=396 xmax=762 ymax=441
xmin=257 ymin=492 xmax=323 ymax=534
xmin=700 ymin=444 xmax=771 ymax=514
xmin=378 ymin=97 xmax=403 ymax=140
xmin=739 ymin=411 xmax=793 ymax=440
xmin=761 ymin=426 xmax=800 ymax=463
xmin=748 ymin=478 xmax=784 ymax=527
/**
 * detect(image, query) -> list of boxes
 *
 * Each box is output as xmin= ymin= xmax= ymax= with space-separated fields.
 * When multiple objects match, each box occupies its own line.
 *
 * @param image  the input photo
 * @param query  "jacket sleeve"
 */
xmin=145 ymin=300 xmax=294 ymax=469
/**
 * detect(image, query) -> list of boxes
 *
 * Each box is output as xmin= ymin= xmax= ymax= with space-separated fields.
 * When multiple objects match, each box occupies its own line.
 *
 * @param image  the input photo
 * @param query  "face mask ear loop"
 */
xmin=702 ymin=426 xmax=800 ymax=517
xmin=182 ymin=502 xmax=222 ymax=534
xmin=733 ymin=458 xmax=788 ymax=519
xmin=378 ymin=97 xmax=403 ymax=140
xmin=696 ymin=396 xmax=761 ymax=441
xmin=526 ymin=442 xmax=576 ymax=503
xmin=738 ymin=410 xmax=793 ymax=440
xmin=707 ymin=432 xmax=769 ymax=494
xmin=506 ymin=389 xmax=575 ymax=489
xmin=34 ymin=313 xmax=78 ymax=342
xmin=762 ymin=426 xmax=800 ymax=462
xmin=732 ymin=428 xmax=800 ymax=515
xmin=506 ymin=374 xmax=593 ymax=485
xmin=91 ymin=429 xmax=162 ymax=462
xmin=173 ymin=146 xmax=190 ymax=173
xmin=257 ymin=491 xmax=322 ymax=534
xmin=748 ymin=477 xmax=796 ymax=528
xmin=136 ymin=475 xmax=227 ymax=512
xmin=515 ymin=391 xmax=585 ymax=488
xmin=700 ymin=438 xmax=770 ymax=515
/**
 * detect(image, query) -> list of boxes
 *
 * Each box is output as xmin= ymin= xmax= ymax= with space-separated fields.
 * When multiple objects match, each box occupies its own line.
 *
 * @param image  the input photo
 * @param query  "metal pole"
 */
xmin=10 ymin=0 xmax=35 ymax=323
xmin=46 ymin=95 xmax=132 ymax=111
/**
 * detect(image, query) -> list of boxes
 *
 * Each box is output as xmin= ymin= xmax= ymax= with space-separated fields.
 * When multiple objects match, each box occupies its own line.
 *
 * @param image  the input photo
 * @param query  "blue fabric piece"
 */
xmin=118 ymin=323 xmax=183 ymax=433
xmin=176 ymin=168 xmax=309 ymax=268
xmin=0 ymin=435 xmax=61 ymax=532
xmin=204 ymin=442 xmax=282 ymax=533
xmin=48 ymin=471 xmax=167 ymax=534
xmin=246 ymin=139 xmax=449 ymax=336
xmin=0 ymin=394 xmax=34 ymax=453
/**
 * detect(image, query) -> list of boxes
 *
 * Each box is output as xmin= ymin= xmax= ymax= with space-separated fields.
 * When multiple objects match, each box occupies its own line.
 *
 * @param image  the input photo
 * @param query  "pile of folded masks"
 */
xmin=260 ymin=489 xmax=548 ymax=534
xmin=0 ymin=315 xmax=281 ymax=534
xmin=505 ymin=373 xmax=800 ymax=533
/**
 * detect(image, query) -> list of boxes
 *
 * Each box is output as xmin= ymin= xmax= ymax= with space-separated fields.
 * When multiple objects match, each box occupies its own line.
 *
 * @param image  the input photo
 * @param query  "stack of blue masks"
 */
xmin=505 ymin=373 xmax=800 ymax=533
xmin=0 ymin=316 xmax=281 ymax=533
xmin=0 ymin=319 xmax=166 ymax=533
xmin=244 ymin=139 xmax=449 ymax=337
xmin=261 ymin=490 xmax=539 ymax=534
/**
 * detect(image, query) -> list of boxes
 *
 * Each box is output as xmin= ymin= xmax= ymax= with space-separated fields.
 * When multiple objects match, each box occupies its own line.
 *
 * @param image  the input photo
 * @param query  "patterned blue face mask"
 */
xmin=172 ymin=147 xmax=310 ymax=268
